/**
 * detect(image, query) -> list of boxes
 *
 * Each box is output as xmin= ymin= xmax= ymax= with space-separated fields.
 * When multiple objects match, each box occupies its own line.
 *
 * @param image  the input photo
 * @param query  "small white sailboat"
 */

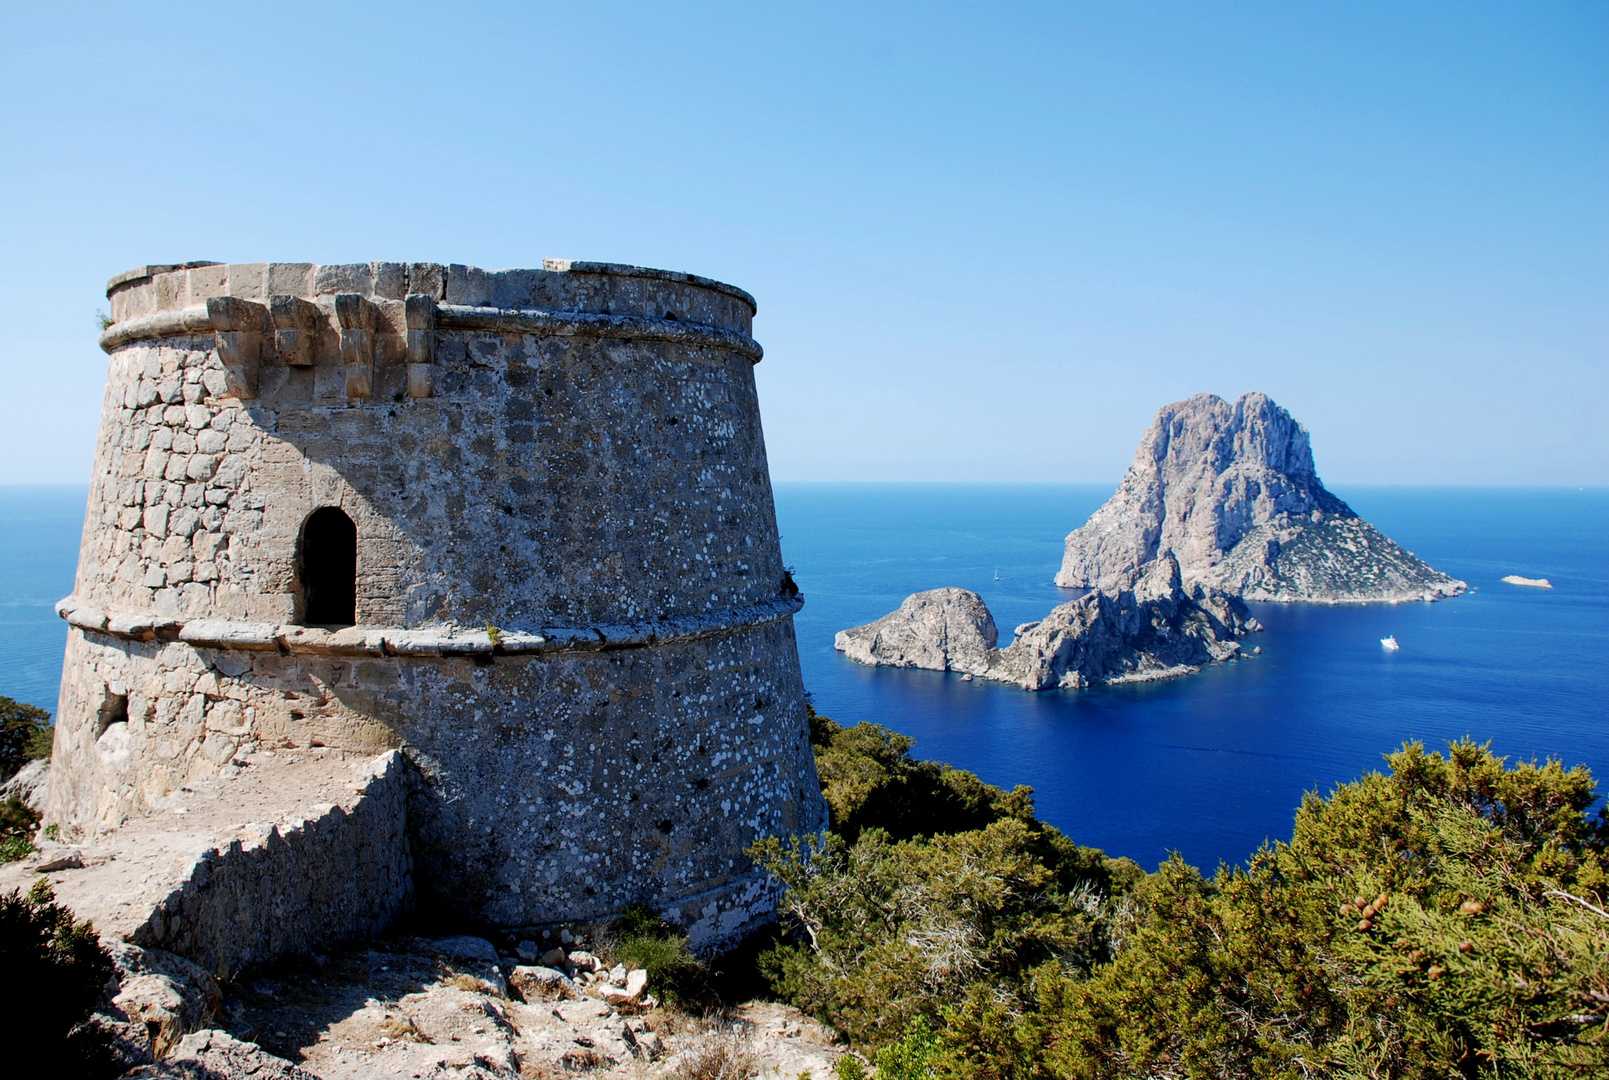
xmin=993 ymin=568 xmax=1000 ymax=581
xmin=1381 ymin=635 xmax=1400 ymax=652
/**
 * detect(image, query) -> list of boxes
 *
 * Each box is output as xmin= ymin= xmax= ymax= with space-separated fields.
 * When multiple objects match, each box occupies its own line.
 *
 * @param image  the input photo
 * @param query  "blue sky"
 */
xmin=1 ymin=2 xmax=1603 ymax=484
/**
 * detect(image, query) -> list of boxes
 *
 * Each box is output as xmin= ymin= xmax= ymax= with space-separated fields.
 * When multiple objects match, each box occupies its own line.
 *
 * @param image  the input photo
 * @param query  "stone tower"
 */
xmin=49 ymin=259 xmax=826 ymax=946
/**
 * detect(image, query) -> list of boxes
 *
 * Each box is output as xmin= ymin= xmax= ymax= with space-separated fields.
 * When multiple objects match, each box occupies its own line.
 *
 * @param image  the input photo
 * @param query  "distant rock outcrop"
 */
xmin=1502 ymin=575 xmax=1553 ymax=589
xmin=1055 ymin=392 xmax=1465 ymax=603
xmin=834 ymin=588 xmax=999 ymax=676
xmin=835 ymin=556 xmax=1259 ymax=691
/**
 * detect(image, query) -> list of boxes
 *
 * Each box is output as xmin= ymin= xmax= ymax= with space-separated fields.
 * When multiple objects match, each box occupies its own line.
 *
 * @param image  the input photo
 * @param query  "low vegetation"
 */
xmin=611 ymin=904 xmax=714 ymax=1008
xmin=757 ymin=708 xmax=1609 ymax=1078
xmin=0 ymin=695 xmax=52 ymax=777
xmin=0 ymin=881 xmax=117 ymax=1072
xmin=0 ymin=696 xmax=50 ymax=863
xmin=0 ymin=797 xmax=39 ymax=862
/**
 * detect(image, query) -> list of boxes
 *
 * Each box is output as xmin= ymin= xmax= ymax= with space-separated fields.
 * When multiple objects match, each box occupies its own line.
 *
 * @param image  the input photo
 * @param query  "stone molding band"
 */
xmin=99 ymin=306 xmax=218 ymax=351
xmin=98 ymin=302 xmax=764 ymax=363
xmin=56 ymin=594 xmax=805 ymax=657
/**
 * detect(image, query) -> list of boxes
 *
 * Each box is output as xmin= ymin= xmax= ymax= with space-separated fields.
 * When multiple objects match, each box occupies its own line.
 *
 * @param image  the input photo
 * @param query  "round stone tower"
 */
xmin=49 ymin=259 xmax=826 ymax=945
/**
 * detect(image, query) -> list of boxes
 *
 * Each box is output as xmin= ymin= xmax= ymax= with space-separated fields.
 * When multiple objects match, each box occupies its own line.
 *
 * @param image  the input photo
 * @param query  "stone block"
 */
xmin=226 ymin=262 xmax=266 ymax=299
xmin=185 ymin=264 xmax=230 ymax=305
xmin=315 ymin=263 xmax=373 ymax=296
xmin=444 ymin=263 xmax=489 ymax=305
xmin=407 ymin=262 xmax=446 ymax=298
xmin=268 ymin=294 xmax=320 ymax=367
xmin=372 ymin=262 xmax=407 ymax=299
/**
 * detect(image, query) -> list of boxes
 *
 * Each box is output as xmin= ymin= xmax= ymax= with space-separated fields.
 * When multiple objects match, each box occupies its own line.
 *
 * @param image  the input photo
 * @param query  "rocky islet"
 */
xmin=836 ymin=555 xmax=1259 ymax=691
xmin=1056 ymin=392 xmax=1466 ymax=603
xmin=838 ymin=390 xmax=1465 ymax=690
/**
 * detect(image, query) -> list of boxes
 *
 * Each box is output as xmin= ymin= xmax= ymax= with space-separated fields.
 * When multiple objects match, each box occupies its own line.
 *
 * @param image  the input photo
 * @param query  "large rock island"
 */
xmin=1055 ymin=392 xmax=1465 ymax=603
xmin=836 ymin=556 xmax=1259 ymax=691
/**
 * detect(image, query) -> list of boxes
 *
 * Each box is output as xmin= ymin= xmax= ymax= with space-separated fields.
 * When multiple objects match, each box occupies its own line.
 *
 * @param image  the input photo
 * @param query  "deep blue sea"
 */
xmin=773 ymin=483 xmax=1609 ymax=871
xmin=3 ymin=483 xmax=1605 ymax=871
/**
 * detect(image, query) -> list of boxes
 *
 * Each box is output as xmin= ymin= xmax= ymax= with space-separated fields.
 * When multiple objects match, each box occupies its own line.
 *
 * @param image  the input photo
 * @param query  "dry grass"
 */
xmin=671 ymin=1028 xmax=758 ymax=1080
xmin=560 ymin=1045 xmax=609 ymax=1070
xmin=376 ymin=1013 xmax=429 ymax=1043
xmin=447 ymin=972 xmax=498 ymax=994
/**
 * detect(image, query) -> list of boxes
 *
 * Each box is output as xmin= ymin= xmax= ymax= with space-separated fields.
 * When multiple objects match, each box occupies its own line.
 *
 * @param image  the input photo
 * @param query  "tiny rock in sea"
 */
xmin=1501 ymin=575 xmax=1553 ymax=589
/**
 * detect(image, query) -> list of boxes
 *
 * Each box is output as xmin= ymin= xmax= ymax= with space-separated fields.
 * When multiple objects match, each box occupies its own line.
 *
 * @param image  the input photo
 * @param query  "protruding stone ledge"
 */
xmin=99 ymin=307 xmax=218 ymax=351
xmin=98 ymin=301 xmax=764 ymax=364
xmin=57 ymin=595 xmax=805 ymax=656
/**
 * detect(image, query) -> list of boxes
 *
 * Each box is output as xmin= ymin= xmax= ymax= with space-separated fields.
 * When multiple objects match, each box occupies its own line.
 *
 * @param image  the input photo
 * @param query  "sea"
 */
xmin=3 ymin=483 xmax=1605 ymax=872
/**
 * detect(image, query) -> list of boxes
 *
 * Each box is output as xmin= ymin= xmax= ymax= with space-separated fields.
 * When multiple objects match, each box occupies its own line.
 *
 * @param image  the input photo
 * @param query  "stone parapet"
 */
xmin=98 ymin=299 xmax=763 ymax=369
xmin=104 ymin=260 xmax=755 ymax=336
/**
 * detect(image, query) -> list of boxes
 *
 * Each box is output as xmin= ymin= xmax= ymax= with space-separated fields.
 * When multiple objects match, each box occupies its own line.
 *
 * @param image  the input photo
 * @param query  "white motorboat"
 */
xmin=1381 ymin=635 xmax=1400 ymax=651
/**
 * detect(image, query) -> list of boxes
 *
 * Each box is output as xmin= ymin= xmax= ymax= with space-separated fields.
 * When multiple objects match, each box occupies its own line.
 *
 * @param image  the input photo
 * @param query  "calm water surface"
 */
xmin=2 ymin=483 xmax=1604 ymax=871
xmin=0 ymin=486 xmax=83 ymax=716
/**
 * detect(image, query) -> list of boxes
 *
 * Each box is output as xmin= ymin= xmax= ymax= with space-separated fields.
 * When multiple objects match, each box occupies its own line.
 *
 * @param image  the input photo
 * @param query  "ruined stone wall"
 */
xmin=50 ymin=261 xmax=826 ymax=946
xmin=134 ymin=751 xmax=413 ymax=977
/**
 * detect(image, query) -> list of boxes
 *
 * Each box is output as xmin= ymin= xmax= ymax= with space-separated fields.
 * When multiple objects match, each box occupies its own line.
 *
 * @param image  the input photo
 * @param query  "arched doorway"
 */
xmin=297 ymin=507 xmax=357 ymax=626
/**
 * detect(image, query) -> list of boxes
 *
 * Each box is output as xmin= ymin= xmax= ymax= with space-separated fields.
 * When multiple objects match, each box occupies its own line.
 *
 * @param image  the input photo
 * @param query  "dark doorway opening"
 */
xmin=298 ymin=507 xmax=357 ymax=626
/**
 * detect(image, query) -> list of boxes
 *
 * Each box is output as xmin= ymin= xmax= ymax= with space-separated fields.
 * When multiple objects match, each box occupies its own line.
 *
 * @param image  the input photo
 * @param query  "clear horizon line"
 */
xmin=2 ymin=479 xmax=1606 ymax=490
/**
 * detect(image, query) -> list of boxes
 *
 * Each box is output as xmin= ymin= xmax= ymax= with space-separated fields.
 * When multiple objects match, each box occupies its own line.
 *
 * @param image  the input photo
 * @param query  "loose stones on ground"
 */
xmin=196 ymin=937 xmax=840 ymax=1079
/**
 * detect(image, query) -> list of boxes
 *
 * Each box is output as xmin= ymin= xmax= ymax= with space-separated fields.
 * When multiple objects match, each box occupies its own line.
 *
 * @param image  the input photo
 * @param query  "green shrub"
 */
xmin=610 ymin=905 xmax=712 ymax=1007
xmin=0 ymin=880 xmax=117 ymax=1070
xmin=753 ymin=711 xmax=1137 ymax=1049
xmin=832 ymin=1055 xmax=867 ymax=1080
xmin=874 ymin=1016 xmax=943 ymax=1080
xmin=766 ymin=709 xmax=1608 ymax=1077
xmin=0 ymin=796 xmax=39 ymax=862
xmin=937 ymin=739 xmax=1609 ymax=1078
xmin=0 ymin=696 xmax=52 ymax=777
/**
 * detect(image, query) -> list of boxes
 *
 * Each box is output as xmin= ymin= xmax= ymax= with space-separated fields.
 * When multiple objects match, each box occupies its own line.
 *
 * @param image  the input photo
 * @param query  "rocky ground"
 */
xmin=100 ymin=931 xmax=843 ymax=1079
xmin=2 ymin=746 xmax=844 ymax=1079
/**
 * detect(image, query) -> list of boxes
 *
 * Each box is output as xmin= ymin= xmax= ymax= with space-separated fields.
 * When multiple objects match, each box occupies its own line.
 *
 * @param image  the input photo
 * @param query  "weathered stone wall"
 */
xmin=49 ymin=260 xmax=827 ymax=947
xmin=135 ymin=750 xmax=413 ymax=976
xmin=76 ymin=261 xmax=778 ymax=629
xmin=1 ymin=750 xmax=413 ymax=980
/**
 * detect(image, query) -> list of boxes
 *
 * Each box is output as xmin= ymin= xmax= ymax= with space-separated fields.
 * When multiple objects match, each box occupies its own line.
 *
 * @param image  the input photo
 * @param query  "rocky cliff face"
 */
xmin=833 ymin=588 xmax=999 ymax=676
xmin=991 ymin=556 xmax=1256 ymax=690
xmin=835 ymin=557 xmax=1258 ymax=691
xmin=1055 ymin=393 xmax=1465 ymax=603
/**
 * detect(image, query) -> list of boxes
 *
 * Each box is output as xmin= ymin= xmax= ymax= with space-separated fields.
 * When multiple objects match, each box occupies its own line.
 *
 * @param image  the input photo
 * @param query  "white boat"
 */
xmin=994 ymin=568 xmax=1000 ymax=581
xmin=1381 ymin=635 xmax=1400 ymax=651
